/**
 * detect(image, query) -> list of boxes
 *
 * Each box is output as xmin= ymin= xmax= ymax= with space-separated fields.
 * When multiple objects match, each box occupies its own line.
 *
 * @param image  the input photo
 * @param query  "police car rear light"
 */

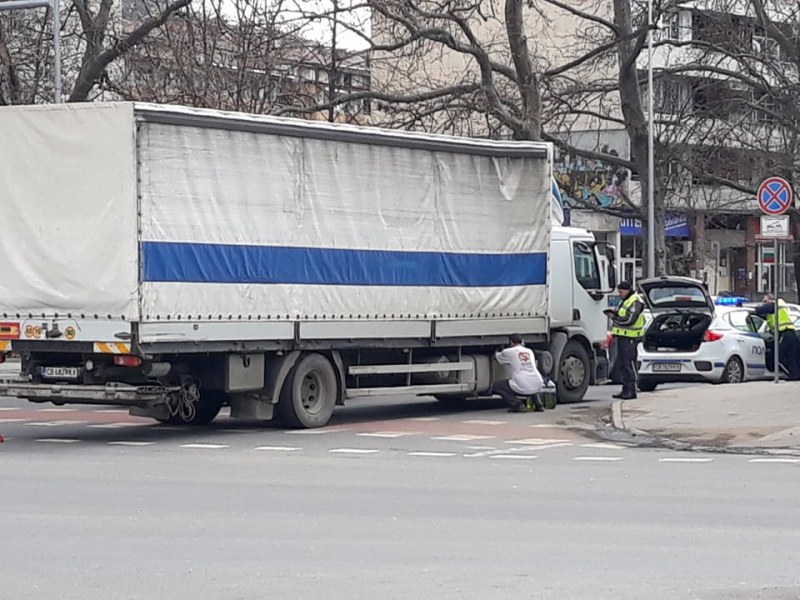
xmin=703 ymin=331 xmax=724 ymax=342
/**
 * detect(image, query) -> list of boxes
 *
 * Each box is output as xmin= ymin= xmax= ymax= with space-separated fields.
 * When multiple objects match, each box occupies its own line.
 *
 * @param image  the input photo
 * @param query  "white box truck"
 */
xmin=0 ymin=103 xmax=615 ymax=427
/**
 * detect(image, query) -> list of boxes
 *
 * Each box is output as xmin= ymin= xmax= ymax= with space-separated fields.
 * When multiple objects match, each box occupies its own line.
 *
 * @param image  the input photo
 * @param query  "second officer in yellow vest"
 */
xmin=605 ymin=281 xmax=646 ymax=399
xmin=756 ymin=294 xmax=800 ymax=380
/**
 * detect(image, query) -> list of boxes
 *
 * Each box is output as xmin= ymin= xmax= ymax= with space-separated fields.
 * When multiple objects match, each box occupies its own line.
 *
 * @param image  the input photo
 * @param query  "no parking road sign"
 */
xmin=757 ymin=177 xmax=793 ymax=215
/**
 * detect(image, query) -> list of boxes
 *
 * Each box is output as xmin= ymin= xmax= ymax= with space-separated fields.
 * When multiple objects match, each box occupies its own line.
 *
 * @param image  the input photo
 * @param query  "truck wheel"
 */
xmin=278 ymin=353 xmax=338 ymax=428
xmin=556 ymin=340 xmax=591 ymax=403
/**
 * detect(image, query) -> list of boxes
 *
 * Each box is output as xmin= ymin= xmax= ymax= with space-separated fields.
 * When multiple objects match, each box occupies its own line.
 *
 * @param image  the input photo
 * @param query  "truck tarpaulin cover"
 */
xmin=0 ymin=104 xmax=139 ymax=319
xmin=138 ymin=113 xmax=551 ymax=321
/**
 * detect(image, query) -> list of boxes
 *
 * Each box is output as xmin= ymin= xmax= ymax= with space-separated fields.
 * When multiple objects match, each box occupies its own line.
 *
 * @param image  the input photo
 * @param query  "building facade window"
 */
xmin=756 ymin=243 xmax=796 ymax=297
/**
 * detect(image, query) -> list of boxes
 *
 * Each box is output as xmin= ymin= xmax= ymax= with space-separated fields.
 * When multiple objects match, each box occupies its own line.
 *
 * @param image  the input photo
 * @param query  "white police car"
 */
xmin=636 ymin=277 xmax=773 ymax=391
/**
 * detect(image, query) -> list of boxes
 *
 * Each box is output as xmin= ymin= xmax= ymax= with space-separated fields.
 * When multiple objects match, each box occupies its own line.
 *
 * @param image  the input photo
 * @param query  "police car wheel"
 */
xmin=721 ymin=357 xmax=744 ymax=384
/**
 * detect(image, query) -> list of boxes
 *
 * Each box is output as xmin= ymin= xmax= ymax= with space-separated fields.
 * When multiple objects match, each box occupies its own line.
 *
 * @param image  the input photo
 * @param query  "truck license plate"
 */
xmin=652 ymin=363 xmax=681 ymax=373
xmin=42 ymin=367 xmax=80 ymax=380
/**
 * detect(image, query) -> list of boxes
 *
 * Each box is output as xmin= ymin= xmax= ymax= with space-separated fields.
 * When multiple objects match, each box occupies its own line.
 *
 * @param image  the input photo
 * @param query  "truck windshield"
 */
xmin=573 ymin=242 xmax=601 ymax=290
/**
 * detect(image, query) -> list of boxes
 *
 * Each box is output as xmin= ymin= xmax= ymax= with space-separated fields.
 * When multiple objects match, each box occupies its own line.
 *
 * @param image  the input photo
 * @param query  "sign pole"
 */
xmin=773 ymin=238 xmax=780 ymax=384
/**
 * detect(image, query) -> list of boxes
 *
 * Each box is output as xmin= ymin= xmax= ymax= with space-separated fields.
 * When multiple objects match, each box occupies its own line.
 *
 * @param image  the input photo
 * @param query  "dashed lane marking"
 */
xmin=658 ymin=458 xmax=714 ymax=463
xmin=0 ymin=407 xmax=17 ymax=412
xmin=36 ymin=408 xmax=77 ymax=413
xmin=108 ymin=441 xmax=156 ymax=447
xmin=462 ymin=419 xmax=507 ymax=426
xmin=88 ymin=422 xmax=151 ymax=429
xmin=581 ymin=443 xmax=626 ymax=450
xmin=573 ymin=456 xmax=624 ymax=462
xmin=467 ymin=445 xmax=497 ymax=451
xmin=490 ymin=454 xmax=538 ymax=460
xmin=36 ymin=438 xmax=80 ymax=444
xmin=407 ymin=451 xmax=458 ymax=457
xmin=287 ymin=428 xmax=347 ymax=435
xmin=254 ymin=446 xmax=302 ymax=452
xmin=329 ymin=448 xmax=379 ymax=454
xmin=431 ymin=434 xmax=495 ymax=442
xmin=0 ymin=418 xmax=28 ymax=423
xmin=505 ymin=438 xmax=571 ymax=446
xmin=508 ymin=442 xmax=572 ymax=451
xmin=357 ymin=431 xmax=418 ymax=439
xmin=408 ymin=417 xmax=440 ymax=422
xmin=26 ymin=421 xmax=88 ymax=427
xmin=180 ymin=443 xmax=229 ymax=449
xmin=94 ymin=409 xmax=131 ymax=414
xmin=748 ymin=458 xmax=800 ymax=464
xmin=529 ymin=424 xmax=570 ymax=429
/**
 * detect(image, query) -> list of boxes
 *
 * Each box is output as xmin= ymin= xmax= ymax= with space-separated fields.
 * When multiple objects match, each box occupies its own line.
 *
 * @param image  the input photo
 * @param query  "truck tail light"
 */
xmin=113 ymin=355 xmax=143 ymax=368
xmin=703 ymin=331 xmax=724 ymax=343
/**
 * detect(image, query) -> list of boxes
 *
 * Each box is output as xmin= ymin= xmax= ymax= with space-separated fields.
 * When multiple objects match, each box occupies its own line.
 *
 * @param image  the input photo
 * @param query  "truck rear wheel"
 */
xmin=278 ymin=353 xmax=337 ymax=428
xmin=556 ymin=340 xmax=591 ymax=403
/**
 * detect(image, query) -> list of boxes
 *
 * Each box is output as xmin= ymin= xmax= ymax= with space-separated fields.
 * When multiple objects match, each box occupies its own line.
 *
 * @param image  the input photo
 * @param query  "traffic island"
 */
xmin=608 ymin=381 xmax=800 ymax=455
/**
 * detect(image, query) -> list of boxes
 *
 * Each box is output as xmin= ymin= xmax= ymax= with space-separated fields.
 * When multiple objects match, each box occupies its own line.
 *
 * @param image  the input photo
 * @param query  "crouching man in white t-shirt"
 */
xmin=493 ymin=334 xmax=545 ymax=413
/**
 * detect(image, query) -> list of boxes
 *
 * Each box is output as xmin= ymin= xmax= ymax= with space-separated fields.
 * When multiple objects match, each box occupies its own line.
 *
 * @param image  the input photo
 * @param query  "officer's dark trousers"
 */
xmin=616 ymin=336 xmax=639 ymax=397
xmin=779 ymin=330 xmax=800 ymax=381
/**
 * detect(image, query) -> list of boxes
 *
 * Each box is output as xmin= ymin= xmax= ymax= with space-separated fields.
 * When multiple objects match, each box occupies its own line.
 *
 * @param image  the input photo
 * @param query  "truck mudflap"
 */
xmin=0 ymin=380 xmax=179 ymax=405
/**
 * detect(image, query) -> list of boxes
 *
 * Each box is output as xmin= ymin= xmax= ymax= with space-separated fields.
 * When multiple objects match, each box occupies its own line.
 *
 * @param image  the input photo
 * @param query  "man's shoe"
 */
xmin=507 ymin=405 xmax=527 ymax=413
xmin=618 ymin=394 xmax=637 ymax=400
xmin=612 ymin=393 xmax=624 ymax=399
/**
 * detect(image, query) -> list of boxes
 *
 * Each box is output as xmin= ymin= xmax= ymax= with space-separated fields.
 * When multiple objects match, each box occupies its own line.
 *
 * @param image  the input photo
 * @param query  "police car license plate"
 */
xmin=652 ymin=363 xmax=681 ymax=373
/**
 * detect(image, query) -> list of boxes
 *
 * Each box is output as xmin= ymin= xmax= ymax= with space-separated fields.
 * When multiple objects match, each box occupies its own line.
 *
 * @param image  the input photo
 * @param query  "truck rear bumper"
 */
xmin=0 ymin=380 xmax=179 ymax=405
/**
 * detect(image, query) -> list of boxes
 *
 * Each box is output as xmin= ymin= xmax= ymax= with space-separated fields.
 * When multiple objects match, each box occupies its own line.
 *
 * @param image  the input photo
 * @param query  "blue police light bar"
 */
xmin=713 ymin=296 xmax=747 ymax=306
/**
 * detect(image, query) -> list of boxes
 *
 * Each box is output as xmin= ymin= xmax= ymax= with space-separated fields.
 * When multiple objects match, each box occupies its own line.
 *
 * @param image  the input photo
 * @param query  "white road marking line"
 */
xmin=329 ymin=448 xmax=379 ymax=454
xmin=88 ymin=422 xmax=150 ymax=429
xmin=748 ymin=458 xmax=800 ymax=464
xmin=529 ymin=424 xmax=570 ymax=429
xmin=462 ymin=419 xmax=507 ymax=426
xmin=509 ymin=442 xmax=572 ymax=451
xmin=407 ymin=451 xmax=458 ymax=457
xmin=26 ymin=420 xmax=87 ymax=427
xmin=255 ymin=446 xmax=302 ymax=452
xmin=357 ymin=431 xmax=417 ymax=438
xmin=36 ymin=438 xmax=80 ymax=444
xmin=505 ymin=438 xmax=571 ymax=445
xmin=36 ymin=408 xmax=76 ymax=413
xmin=573 ymin=456 xmax=625 ymax=462
xmin=287 ymin=428 xmax=347 ymax=435
xmin=0 ymin=407 xmax=17 ymax=412
xmin=408 ymin=417 xmax=440 ymax=422
xmin=94 ymin=409 xmax=130 ymax=414
xmin=0 ymin=418 xmax=28 ymax=423
xmin=108 ymin=441 xmax=156 ymax=447
xmin=490 ymin=454 xmax=538 ymax=460
xmin=467 ymin=445 xmax=497 ymax=450
xmin=180 ymin=443 xmax=229 ymax=449
xmin=658 ymin=458 xmax=714 ymax=463
xmin=431 ymin=434 xmax=495 ymax=442
xmin=581 ymin=443 xmax=625 ymax=450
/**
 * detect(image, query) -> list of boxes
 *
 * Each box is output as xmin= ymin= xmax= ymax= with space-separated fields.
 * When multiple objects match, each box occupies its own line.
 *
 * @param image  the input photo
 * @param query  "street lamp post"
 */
xmin=0 ymin=0 xmax=61 ymax=103
xmin=646 ymin=0 xmax=655 ymax=278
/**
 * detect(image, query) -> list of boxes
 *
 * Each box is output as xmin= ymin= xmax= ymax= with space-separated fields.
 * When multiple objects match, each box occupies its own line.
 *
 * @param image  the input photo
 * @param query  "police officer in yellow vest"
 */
xmin=756 ymin=294 xmax=800 ymax=380
xmin=605 ymin=281 xmax=646 ymax=399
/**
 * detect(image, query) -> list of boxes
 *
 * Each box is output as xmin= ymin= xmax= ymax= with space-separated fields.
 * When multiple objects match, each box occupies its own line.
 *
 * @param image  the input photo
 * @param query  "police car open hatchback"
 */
xmin=636 ymin=277 xmax=773 ymax=390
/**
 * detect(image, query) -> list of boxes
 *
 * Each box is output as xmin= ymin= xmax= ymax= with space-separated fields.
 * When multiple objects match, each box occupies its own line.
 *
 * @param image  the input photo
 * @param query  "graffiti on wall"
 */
xmin=554 ymin=145 xmax=630 ymax=209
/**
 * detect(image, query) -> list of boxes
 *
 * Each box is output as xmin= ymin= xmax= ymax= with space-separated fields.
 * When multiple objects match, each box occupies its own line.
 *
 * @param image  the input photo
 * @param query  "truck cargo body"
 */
xmin=0 ymin=103 xmax=612 ymax=427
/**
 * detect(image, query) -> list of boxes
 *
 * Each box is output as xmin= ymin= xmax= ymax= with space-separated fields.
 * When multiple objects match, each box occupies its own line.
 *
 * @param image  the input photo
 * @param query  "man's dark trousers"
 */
xmin=616 ymin=336 xmax=639 ymax=397
xmin=779 ymin=330 xmax=800 ymax=380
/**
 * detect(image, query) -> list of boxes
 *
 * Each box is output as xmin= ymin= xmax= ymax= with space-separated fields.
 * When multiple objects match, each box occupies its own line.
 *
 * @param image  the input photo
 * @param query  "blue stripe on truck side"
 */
xmin=141 ymin=241 xmax=548 ymax=287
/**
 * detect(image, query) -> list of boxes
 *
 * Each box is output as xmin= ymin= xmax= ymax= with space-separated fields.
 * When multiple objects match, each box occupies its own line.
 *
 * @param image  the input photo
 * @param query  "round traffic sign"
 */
xmin=758 ymin=177 xmax=793 ymax=216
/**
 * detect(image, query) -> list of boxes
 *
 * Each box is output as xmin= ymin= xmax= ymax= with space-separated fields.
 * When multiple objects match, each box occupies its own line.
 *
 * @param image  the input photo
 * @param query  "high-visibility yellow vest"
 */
xmin=611 ymin=293 xmax=646 ymax=338
xmin=766 ymin=299 xmax=795 ymax=333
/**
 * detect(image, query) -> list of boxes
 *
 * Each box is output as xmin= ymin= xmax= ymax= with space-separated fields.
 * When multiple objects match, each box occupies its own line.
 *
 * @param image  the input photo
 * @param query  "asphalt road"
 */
xmin=2 ymin=383 xmax=797 ymax=599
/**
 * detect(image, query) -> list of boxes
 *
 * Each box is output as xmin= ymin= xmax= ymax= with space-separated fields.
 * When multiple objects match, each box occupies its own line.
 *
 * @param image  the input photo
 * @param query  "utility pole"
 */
xmin=646 ymin=0 xmax=655 ymax=277
xmin=327 ymin=0 xmax=339 ymax=123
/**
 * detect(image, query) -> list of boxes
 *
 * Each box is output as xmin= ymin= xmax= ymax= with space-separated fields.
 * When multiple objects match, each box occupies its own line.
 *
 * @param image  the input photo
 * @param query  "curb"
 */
xmin=610 ymin=400 xmax=625 ymax=430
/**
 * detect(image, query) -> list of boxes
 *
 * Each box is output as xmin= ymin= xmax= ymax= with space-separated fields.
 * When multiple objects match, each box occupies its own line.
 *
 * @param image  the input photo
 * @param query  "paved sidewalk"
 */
xmin=611 ymin=381 xmax=800 ymax=454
